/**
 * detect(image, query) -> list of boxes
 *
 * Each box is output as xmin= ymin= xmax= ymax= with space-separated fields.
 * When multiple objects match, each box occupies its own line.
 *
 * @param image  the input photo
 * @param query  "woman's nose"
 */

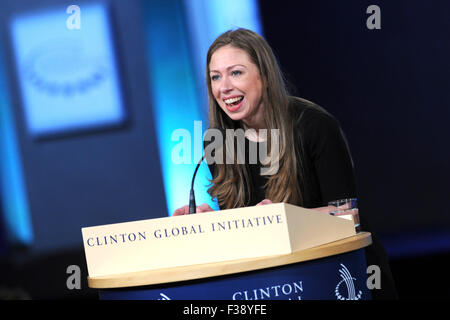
xmin=219 ymin=75 xmax=233 ymax=93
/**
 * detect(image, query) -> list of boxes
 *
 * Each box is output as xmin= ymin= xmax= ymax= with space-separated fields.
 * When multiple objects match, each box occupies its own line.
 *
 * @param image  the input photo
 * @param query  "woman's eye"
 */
xmin=231 ymin=70 xmax=242 ymax=76
xmin=211 ymin=75 xmax=220 ymax=81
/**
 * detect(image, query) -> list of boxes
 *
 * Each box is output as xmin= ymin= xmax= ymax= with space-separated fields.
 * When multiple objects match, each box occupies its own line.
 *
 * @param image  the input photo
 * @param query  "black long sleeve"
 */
xmin=295 ymin=105 xmax=357 ymax=206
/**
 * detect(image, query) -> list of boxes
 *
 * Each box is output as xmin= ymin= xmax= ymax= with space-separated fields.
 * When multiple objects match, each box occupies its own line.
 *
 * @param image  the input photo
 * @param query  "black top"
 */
xmin=243 ymin=97 xmax=357 ymax=208
xmin=206 ymin=96 xmax=398 ymax=299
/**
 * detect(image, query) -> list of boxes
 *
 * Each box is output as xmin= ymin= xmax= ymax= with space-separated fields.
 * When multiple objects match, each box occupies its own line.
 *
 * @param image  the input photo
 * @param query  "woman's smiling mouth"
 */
xmin=223 ymin=95 xmax=244 ymax=112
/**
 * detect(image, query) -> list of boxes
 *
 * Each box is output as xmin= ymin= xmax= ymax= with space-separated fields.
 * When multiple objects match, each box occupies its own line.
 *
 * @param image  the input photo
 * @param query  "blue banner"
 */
xmin=99 ymin=249 xmax=371 ymax=300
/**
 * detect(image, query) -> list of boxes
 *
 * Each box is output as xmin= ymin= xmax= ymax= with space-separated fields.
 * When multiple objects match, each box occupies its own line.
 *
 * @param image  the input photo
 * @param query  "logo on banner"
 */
xmin=335 ymin=264 xmax=363 ymax=300
xmin=157 ymin=293 xmax=171 ymax=300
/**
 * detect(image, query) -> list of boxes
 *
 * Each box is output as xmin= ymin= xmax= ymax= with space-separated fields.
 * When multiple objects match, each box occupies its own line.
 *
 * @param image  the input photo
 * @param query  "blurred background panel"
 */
xmin=0 ymin=0 xmax=448 ymax=299
xmin=0 ymin=0 xmax=168 ymax=255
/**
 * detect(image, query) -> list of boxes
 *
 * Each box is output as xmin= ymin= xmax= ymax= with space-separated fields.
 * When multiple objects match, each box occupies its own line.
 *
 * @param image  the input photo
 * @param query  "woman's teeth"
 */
xmin=224 ymin=96 xmax=244 ymax=105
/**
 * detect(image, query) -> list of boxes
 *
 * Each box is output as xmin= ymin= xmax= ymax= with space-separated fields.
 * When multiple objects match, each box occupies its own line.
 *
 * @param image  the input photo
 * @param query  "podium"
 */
xmin=82 ymin=203 xmax=372 ymax=300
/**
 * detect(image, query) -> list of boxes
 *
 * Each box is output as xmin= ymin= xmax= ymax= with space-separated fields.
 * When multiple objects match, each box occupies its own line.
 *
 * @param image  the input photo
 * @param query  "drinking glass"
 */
xmin=328 ymin=198 xmax=360 ymax=232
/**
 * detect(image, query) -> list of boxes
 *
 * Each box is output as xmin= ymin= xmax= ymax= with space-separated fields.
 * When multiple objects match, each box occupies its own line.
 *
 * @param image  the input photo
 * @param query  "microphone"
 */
xmin=189 ymin=154 xmax=206 ymax=214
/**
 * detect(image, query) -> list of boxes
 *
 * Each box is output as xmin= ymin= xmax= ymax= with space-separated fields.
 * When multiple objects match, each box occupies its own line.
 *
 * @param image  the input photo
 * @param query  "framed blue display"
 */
xmin=9 ymin=2 xmax=126 ymax=138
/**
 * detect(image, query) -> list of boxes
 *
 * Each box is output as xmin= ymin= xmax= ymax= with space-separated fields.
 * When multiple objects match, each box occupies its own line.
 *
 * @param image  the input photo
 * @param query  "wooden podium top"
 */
xmin=88 ymin=232 xmax=372 ymax=289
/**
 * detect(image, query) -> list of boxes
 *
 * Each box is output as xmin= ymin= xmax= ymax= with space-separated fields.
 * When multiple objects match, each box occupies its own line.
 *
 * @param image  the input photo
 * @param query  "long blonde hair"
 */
xmin=206 ymin=28 xmax=302 ymax=209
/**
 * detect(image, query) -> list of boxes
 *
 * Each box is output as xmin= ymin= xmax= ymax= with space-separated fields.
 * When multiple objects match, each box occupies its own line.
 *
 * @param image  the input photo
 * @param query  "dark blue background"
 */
xmin=259 ymin=0 xmax=450 ymax=236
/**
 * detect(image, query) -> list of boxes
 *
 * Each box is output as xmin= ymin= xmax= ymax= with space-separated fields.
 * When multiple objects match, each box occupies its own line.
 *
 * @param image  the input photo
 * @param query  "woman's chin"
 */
xmin=223 ymin=108 xmax=246 ymax=122
xmin=228 ymin=113 xmax=246 ymax=123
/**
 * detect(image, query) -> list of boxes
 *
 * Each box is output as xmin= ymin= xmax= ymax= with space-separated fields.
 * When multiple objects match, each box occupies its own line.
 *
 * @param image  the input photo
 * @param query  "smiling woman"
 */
xmin=205 ymin=29 xmax=301 ymax=210
xmin=208 ymin=45 xmax=264 ymax=130
xmin=173 ymin=28 xmax=397 ymax=299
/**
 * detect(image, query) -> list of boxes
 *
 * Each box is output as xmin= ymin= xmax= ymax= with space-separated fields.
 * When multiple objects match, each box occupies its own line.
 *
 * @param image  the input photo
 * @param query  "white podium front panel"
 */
xmin=82 ymin=203 xmax=355 ymax=277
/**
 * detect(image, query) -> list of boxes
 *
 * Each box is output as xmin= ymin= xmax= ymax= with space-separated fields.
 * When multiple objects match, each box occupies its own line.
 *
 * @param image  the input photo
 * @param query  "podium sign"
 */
xmin=82 ymin=203 xmax=355 ymax=278
xmin=98 ymin=248 xmax=371 ymax=300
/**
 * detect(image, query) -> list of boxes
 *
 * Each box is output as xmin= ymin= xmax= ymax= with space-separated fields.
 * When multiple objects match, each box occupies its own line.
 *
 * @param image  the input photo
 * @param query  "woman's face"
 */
xmin=209 ymin=45 xmax=264 ymax=129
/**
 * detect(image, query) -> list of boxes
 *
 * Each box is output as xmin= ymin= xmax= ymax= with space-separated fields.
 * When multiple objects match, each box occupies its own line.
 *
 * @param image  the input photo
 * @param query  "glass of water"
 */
xmin=328 ymin=198 xmax=360 ymax=233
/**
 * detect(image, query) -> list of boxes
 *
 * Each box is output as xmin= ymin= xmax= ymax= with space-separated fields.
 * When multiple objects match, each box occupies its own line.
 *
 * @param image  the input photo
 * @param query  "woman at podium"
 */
xmin=173 ymin=28 xmax=397 ymax=300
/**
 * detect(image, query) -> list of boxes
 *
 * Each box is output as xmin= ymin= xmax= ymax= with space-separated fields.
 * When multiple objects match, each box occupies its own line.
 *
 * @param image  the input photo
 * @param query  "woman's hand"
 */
xmin=310 ymin=206 xmax=334 ymax=214
xmin=256 ymin=199 xmax=273 ymax=206
xmin=254 ymin=200 xmax=335 ymax=214
xmin=172 ymin=203 xmax=215 ymax=216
